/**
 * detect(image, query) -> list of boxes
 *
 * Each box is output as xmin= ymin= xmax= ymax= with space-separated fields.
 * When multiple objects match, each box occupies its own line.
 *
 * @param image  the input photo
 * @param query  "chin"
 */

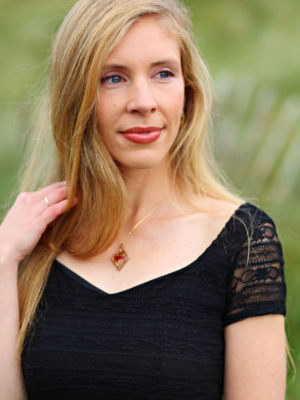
xmin=116 ymin=153 xmax=168 ymax=171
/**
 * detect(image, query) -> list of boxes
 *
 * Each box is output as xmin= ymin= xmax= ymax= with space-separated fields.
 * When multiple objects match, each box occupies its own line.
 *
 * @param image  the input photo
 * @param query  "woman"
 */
xmin=0 ymin=0 xmax=287 ymax=399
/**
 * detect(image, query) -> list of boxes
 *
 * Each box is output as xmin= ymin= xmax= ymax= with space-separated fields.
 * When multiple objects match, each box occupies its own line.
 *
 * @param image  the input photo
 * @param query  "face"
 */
xmin=97 ymin=15 xmax=185 ymax=171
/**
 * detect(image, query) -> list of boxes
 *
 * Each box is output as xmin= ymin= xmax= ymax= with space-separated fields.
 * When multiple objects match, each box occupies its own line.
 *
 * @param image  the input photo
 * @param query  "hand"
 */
xmin=0 ymin=181 xmax=77 ymax=264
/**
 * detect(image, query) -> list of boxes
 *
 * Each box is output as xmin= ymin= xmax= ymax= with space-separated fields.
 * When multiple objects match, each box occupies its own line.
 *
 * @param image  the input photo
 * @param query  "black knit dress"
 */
xmin=22 ymin=203 xmax=286 ymax=399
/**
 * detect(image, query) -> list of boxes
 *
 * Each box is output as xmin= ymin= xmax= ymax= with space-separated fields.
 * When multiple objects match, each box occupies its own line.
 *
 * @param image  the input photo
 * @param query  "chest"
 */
xmin=56 ymin=213 xmax=229 ymax=294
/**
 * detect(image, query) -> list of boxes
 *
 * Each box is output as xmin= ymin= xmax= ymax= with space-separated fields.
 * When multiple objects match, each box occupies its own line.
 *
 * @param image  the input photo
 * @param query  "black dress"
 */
xmin=22 ymin=203 xmax=286 ymax=400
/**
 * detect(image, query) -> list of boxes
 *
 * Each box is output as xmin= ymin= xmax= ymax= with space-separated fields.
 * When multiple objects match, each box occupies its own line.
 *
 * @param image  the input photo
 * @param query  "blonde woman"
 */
xmin=0 ymin=0 xmax=286 ymax=399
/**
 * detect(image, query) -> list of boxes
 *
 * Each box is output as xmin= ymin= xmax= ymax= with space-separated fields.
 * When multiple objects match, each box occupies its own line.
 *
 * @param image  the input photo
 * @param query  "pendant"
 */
xmin=111 ymin=242 xmax=129 ymax=271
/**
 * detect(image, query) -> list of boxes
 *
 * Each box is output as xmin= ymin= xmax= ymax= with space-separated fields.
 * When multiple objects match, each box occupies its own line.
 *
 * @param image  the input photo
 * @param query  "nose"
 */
xmin=126 ymin=78 xmax=157 ymax=115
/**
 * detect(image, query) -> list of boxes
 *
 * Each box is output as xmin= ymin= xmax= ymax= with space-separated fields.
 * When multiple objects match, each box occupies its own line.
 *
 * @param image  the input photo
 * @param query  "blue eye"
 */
xmin=155 ymin=70 xmax=175 ymax=79
xmin=109 ymin=75 xmax=122 ymax=83
xmin=102 ymin=75 xmax=122 ymax=84
xmin=159 ymin=72 xmax=169 ymax=78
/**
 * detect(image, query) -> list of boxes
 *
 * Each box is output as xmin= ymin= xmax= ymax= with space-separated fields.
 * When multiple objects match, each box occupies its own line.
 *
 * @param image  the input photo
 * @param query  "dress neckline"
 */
xmin=54 ymin=202 xmax=252 ymax=296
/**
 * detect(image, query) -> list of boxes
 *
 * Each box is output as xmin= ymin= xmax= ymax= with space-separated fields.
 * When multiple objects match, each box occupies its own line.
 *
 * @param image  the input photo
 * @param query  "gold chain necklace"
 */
xmin=111 ymin=192 xmax=170 ymax=270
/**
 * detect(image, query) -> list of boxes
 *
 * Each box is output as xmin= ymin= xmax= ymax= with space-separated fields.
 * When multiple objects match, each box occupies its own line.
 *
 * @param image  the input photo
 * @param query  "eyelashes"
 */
xmin=101 ymin=75 xmax=123 ymax=84
xmin=100 ymin=69 xmax=176 ymax=85
xmin=154 ymin=70 xmax=175 ymax=79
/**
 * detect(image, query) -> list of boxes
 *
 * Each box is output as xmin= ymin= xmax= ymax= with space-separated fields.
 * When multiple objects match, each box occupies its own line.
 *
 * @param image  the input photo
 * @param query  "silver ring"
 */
xmin=44 ymin=196 xmax=50 ymax=207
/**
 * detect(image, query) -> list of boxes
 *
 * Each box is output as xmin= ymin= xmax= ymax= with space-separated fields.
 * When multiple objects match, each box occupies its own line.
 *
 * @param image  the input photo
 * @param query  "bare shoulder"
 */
xmin=197 ymin=198 xmax=243 ymax=236
xmin=174 ymin=196 xmax=245 ymax=248
xmin=200 ymin=197 xmax=244 ymax=220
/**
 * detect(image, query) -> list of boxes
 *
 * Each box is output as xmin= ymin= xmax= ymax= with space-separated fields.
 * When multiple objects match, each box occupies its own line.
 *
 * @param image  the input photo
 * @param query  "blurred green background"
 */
xmin=0 ymin=0 xmax=299 ymax=397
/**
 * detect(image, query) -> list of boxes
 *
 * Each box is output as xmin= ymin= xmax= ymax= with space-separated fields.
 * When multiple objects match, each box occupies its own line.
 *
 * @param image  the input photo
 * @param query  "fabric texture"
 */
xmin=22 ymin=203 xmax=286 ymax=400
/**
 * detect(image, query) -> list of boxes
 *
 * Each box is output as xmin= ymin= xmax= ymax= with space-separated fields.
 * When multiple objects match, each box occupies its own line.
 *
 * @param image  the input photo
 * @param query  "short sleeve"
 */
xmin=225 ymin=216 xmax=286 ymax=326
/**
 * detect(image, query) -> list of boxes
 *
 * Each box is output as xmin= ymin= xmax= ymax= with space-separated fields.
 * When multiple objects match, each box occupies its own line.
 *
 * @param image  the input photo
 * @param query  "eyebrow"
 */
xmin=103 ymin=59 xmax=181 ymax=71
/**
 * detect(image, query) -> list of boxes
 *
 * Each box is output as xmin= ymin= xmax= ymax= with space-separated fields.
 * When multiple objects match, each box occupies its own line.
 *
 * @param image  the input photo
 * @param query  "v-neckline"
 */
xmin=54 ymin=202 xmax=251 ymax=296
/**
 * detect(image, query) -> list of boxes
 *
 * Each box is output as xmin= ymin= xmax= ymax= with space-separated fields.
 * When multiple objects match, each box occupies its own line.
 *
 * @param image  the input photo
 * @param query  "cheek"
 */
xmin=97 ymin=99 xmax=119 ymax=132
xmin=97 ymin=107 xmax=111 ymax=144
xmin=168 ymin=82 xmax=185 ymax=110
xmin=165 ymin=91 xmax=185 ymax=119
xmin=176 ymin=91 xmax=185 ymax=109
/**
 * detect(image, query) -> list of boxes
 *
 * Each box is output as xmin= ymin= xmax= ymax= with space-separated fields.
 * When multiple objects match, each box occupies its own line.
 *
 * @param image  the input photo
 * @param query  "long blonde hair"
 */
xmin=17 ymin=0 xmax=242 ymax=357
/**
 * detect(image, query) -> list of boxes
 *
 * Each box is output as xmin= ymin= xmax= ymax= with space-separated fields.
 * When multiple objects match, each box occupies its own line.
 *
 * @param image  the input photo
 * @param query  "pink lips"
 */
xmin=120 ymin=126 xmax=162 ymax=144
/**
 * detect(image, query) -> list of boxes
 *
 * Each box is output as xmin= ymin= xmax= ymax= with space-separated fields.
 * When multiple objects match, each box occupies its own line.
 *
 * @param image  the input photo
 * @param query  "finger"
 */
xmin=38 ymin=181 xmax=66 ymax=192
xmin=38 ymin=186 xmax=70 ymax=214
xmin=46 ymin=198 xmax=78 ymax=228
xmin=14 ymin=182 xmax=67 ymax=212
xmin=41 ymin=197 xmax=78 ymax=226
xmin=34 ymin=181 xmax=67 ymax=200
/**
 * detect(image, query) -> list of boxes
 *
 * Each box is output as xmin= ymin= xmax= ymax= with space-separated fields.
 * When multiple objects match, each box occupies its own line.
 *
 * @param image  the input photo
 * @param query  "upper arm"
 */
xmin=223 ymin=211 xmax=287 ymax=399
xmin=224 ymin=314 xmax=286 ymax=400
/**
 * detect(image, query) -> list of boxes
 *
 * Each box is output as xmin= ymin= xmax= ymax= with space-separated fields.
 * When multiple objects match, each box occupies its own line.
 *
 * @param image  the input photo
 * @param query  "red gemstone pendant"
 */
xmin=111 ymin=244 xmax=129 ymax=270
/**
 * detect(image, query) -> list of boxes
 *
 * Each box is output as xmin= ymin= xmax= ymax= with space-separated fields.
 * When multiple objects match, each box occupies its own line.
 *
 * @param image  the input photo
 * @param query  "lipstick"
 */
xmin=120 ymin=126 xmax=162 ymax=144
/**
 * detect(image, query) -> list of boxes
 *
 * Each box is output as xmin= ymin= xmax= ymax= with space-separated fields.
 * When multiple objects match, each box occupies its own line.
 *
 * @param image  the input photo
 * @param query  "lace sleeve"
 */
xmin=225 ymin=219 xmax=286 ymax=326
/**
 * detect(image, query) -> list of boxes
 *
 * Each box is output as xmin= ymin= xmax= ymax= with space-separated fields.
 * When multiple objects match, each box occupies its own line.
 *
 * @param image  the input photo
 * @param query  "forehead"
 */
xmin=104 ymin=15 xmax=181 ymax=67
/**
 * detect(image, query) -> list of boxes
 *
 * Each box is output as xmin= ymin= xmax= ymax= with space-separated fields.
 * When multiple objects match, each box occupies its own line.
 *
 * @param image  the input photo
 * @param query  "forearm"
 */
xmin=0 ymin=255 xmax=27 ymax=400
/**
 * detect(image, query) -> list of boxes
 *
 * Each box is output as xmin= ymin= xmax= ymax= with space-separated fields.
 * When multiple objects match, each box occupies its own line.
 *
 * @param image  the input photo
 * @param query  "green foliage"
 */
xmin=0 ymin=0 xmax=300 ymax=397
xmin=186 ymin=0 xmax=300 ymax=97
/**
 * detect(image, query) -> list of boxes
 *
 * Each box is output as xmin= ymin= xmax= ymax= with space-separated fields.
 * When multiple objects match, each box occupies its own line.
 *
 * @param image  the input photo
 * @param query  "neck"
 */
xmin=118 ymin=161 xmax=173 ymax=223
